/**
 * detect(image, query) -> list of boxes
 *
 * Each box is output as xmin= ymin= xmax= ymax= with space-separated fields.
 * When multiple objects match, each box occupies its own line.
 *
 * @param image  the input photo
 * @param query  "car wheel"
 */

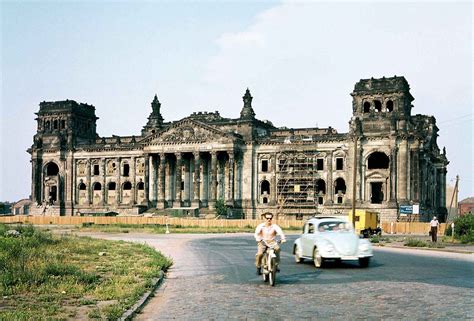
xmin=294 ymin=245 xmax=303 ymax=263
xmin=359 ymin=257 xmax=370 ymax=268
xmin=313 ymin=247 xmax=324 ymax=268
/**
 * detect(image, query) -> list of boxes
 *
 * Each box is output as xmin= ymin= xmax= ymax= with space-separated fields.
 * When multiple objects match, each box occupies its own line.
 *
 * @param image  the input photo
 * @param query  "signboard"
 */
xmin=399 ymin=205 xmax=413 ymax=214
xmin=412 ymin=204 xmax=420 ymax=214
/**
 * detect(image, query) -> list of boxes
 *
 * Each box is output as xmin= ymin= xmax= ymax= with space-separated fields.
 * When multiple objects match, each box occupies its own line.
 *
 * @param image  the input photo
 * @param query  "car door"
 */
xmin=301 ymin=223 xmax=315 ymax=257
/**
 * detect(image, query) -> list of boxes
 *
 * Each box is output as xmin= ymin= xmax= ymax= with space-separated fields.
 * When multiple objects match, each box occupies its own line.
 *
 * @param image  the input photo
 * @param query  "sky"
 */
xmin=1 ymin=1 xmax=472 ymax=203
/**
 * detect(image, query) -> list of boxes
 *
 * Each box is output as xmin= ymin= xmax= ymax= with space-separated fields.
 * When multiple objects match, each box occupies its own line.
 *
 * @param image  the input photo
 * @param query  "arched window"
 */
xmin=79 ymin=183 xmax=86 ymax=190
xmin=374 ymin=100 xmax=382 ymax=113
xmin=137 ymin=182 xmax=144 ymax=190
xmin=108 ymin=182 xmax=116 ymax=191
xmin=53 ymin=120 xmax=58 ymax=130
xmin=46 ymin=162 xmax=59 ymax=176
xmin=386 ymin=100 xmax=394 ymax=112
xmin=261 ymin=180 xmax=270 ymax=195
xmin=315 ymin=179 xmax=326 ymax=195
xmin=93 ymin=182 xmax=102 ymax=191
xmin=334 ymin=178 xmax=346 ymax=195
xmin=263 ymin=197 xmax=268 ymax=204
xmin=123 ymin=181 xmax=132 ymax=190
xmin=363 ymin=102 xmax=371 ymax=113
xmin=368 ymin=152 xmax=390 ymax=169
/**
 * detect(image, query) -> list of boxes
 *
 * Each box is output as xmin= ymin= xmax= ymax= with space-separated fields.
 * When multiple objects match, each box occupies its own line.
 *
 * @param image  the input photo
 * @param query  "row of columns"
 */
xmin=146 ymin=150 xmax=235 ymax=208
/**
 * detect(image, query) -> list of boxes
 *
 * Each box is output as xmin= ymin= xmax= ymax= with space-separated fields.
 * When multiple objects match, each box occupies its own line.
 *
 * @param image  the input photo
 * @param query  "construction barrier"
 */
xmin=0 ymin=215 xmax=444 ymax=234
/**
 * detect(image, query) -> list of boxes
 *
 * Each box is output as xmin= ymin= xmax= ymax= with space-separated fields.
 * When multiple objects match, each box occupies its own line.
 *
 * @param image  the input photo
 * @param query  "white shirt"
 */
xmin=430 ymin=219 xmax=439 ymax=227
xmin=254 ymin=223 xmax=286 ymax=242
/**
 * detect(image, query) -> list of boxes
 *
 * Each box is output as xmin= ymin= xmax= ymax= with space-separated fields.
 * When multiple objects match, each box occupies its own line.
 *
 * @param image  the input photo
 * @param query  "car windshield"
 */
xmin=317 ymin=221 xmax=351 ymax=232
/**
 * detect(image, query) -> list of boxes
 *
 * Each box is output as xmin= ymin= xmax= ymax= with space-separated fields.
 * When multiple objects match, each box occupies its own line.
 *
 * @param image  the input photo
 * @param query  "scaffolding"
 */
xmin=276 ymin=151 xmax=320 ymax=218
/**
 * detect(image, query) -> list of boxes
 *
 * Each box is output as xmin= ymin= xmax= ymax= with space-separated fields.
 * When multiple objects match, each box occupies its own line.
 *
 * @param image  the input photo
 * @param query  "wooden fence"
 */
xmin=0 ymin=215 xmax=445 ymax=234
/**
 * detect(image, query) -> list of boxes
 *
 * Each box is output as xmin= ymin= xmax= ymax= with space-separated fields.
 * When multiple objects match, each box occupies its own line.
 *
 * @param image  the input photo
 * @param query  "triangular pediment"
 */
xmin=140 ymin=118 xmax=237 ymax=145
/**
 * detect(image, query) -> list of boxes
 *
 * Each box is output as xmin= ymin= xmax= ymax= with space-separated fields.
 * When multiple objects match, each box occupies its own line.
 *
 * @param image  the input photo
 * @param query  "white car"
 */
xmin=293 ymin=216 xmax=373 ymax=268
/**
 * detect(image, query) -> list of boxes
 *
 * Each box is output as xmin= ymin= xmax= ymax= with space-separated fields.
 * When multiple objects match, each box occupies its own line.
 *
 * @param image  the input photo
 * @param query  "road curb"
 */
xmin=119 ymin=270 xmax=165 ymax=321
xmin=375 ymin=244 xmax=474 ymax=254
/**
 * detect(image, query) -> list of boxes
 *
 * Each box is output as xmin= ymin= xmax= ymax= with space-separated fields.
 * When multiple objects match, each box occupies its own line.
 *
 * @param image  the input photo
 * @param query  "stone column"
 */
xmin=184 ymin=157 xmax=191 ymax=205
xmin=270 ymin=153 xmax=277 ymax=205
xmin=144 ymin=154 xmax=150 ymax=206
xmin=398 ymin=139 xmax=408 ymax=201
xmin=101 ymin=158 xmax=106 ymax=205
xmin=86 ymin=159 xmax=91 ymax=205
xmin=202 ymin=155 xmax=209 ymax=205
xmin=31 ymin=159 xmax=37 ymax=204
xmin=116 ymin=157 xmax=121 ymax=204
xmin=390 ymin=147 xmax=397 ymax=202
xmin=227 ymin=151 xmax=234 ymax=206
xmin=173 ymin=153 xmax=182 ymax=207
xmin=149 ymin=154 xmax=156 ymax=206
xmin=192 ymin=152 xmax=201 ymax=207
xmin=326 ymin=151 xmax=334 ymax=204
xmin=157 ymin=153 xmax=166 ymax=209
xmin=131 ymin=157 xmax=136 ymax=204
xmin=209 ymin=151 xmax=217 ymax=208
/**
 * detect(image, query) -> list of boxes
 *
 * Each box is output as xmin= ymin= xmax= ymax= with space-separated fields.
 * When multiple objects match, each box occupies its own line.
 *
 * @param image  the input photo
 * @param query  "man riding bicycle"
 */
xmin=254 ymin=212 xmax=286 ymax=275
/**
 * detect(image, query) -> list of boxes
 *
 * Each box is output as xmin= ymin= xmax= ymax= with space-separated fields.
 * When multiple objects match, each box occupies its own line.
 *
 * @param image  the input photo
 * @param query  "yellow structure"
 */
xmin=349 ymin=209 xmax=380 ymax=235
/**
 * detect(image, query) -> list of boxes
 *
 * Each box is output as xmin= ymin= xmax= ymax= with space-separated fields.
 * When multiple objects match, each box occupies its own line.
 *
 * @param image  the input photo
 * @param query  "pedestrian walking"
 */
xmin=430 ymin=216 xmax=439 ymax=242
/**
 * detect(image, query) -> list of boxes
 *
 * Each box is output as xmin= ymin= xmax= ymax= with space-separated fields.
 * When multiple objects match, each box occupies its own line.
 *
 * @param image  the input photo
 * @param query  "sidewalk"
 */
xmin=374 ymin=234 xmax=474 ymax=254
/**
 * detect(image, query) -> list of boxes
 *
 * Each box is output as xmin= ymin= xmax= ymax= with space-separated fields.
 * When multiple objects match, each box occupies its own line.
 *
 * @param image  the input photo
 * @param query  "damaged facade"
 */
xmin=28 ymin=76 xmax=449 ymax=221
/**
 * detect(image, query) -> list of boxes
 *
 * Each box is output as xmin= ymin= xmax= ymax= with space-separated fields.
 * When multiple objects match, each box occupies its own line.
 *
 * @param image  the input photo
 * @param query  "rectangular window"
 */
xmin=261 ymin=160 xmax=268 ymax=172
xmin=123 ymin=164 xmax=130 ymax=177
xmin=318 ymin=197 xmax=324 ymax=205
xmin=336 ymin=158 xmax=344 ymax=170
xmin=317 ymin=159 xmax=324 ymax=170
xmin=93 ymin=164 xmax=100 ymax=176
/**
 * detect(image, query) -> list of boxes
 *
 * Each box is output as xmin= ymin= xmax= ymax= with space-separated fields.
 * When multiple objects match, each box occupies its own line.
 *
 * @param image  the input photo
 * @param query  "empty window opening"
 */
xmin=386 ymin=100 xmax=394 ymax=112
xmin=53 ymin=120 xmax=58 ymax=129
xmin=108 ymin=182 xmax=116 ymax=191
xmin=315 ymin=179 xmax=326 ymax=195
xmin=93 ymin=164 xmax=100 ymax=175
xmin=137 ymin=182 xmax=144 ymax=190
xmin=93 ymin=183 xmax=102 ymax=191
xmin=123 ymin=163 xmax=130 ymax=176
xmin=46 ymin=162 xmax=59 ymax=176
xmin=123 ymin=182 xmax=132 ymax=190
xmin=374 ymin=100 xmax=382 ymax=112
xmin=181 ymin=181 xmax=185 ymax=191
xmin=371 ymin=182 xmax=384 ymax=204
xmin=336 ymin=158 xmax=344 ymax=170
xmin=261 ymin=160 xmax=269 ymax=172
xmin=261 ymin=180 xmax=270 ymax=195
xmin=61 ymin=120 xmax=65 ymax=129
xmin=263 ymin=197 xmax=268 ymax=204
xmin=318 ymin=197 xmax=324 ymax=205
xmin=363 ymin=102 xmax=371 ymax=113
xmin=337 ymin=196 xmax=343 ymax=204
xmin=79 ymin=183 xmax=86 ymax=190
xmin=317 ymin=159 xmax=324 ymax=170
xmin=334 ymin=178 xmax=346 ymax=195
xmin=368 ymin=152 xmax=390 ymax=169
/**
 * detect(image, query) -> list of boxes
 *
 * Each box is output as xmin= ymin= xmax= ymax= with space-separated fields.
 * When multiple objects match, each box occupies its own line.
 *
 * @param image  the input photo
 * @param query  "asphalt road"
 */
xmin=83 ymin=233 xmax=474 ymax=320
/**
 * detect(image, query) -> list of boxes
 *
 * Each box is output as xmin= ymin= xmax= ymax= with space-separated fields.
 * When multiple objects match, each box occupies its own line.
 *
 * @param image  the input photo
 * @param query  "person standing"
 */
xmin=430 ymin=216 xmax=439 ymax=242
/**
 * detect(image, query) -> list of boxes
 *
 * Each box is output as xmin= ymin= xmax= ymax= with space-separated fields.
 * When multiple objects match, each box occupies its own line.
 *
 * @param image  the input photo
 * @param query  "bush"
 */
xmin=404 ymin=238 xmax=427 ymax=247
xmin=215 ymin=199 xmax=227 ymax=217
xmin=446 ymin=214 xmax=474 ymax=243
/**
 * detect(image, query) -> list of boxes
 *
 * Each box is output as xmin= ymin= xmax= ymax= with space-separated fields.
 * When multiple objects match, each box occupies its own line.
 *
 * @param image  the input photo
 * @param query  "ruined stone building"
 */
xmin=28 ymin=76 xmax=449 ymax=221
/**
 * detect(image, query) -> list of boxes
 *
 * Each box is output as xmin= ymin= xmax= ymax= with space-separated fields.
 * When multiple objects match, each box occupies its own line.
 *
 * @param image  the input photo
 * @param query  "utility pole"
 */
xmin=446 ymin=175 xmax=459 ymax=225
xmin=351 ymin=136 xmax=358 ymax=227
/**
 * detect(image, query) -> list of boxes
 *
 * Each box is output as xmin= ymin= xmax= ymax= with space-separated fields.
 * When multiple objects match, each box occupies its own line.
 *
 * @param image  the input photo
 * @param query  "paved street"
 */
xmin=84 ymin=233 xmax=474 ymax=320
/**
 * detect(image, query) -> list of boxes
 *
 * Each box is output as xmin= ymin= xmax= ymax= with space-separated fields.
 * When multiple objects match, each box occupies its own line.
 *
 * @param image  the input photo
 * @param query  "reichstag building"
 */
xmin=28 ymin=76 xmax=449 ymax=221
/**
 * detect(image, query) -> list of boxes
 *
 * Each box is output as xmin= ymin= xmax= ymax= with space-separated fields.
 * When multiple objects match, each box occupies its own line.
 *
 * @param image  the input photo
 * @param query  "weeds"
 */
xmin=0 ymin=223 xmax=172 ymax=320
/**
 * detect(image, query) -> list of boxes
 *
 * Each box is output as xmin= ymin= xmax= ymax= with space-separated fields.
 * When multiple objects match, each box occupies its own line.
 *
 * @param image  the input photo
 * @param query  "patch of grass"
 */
xmin=404 ymin=238 xmax=428 ymax=247
xmin=0 ymin=223 xmax=172 ymax=320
